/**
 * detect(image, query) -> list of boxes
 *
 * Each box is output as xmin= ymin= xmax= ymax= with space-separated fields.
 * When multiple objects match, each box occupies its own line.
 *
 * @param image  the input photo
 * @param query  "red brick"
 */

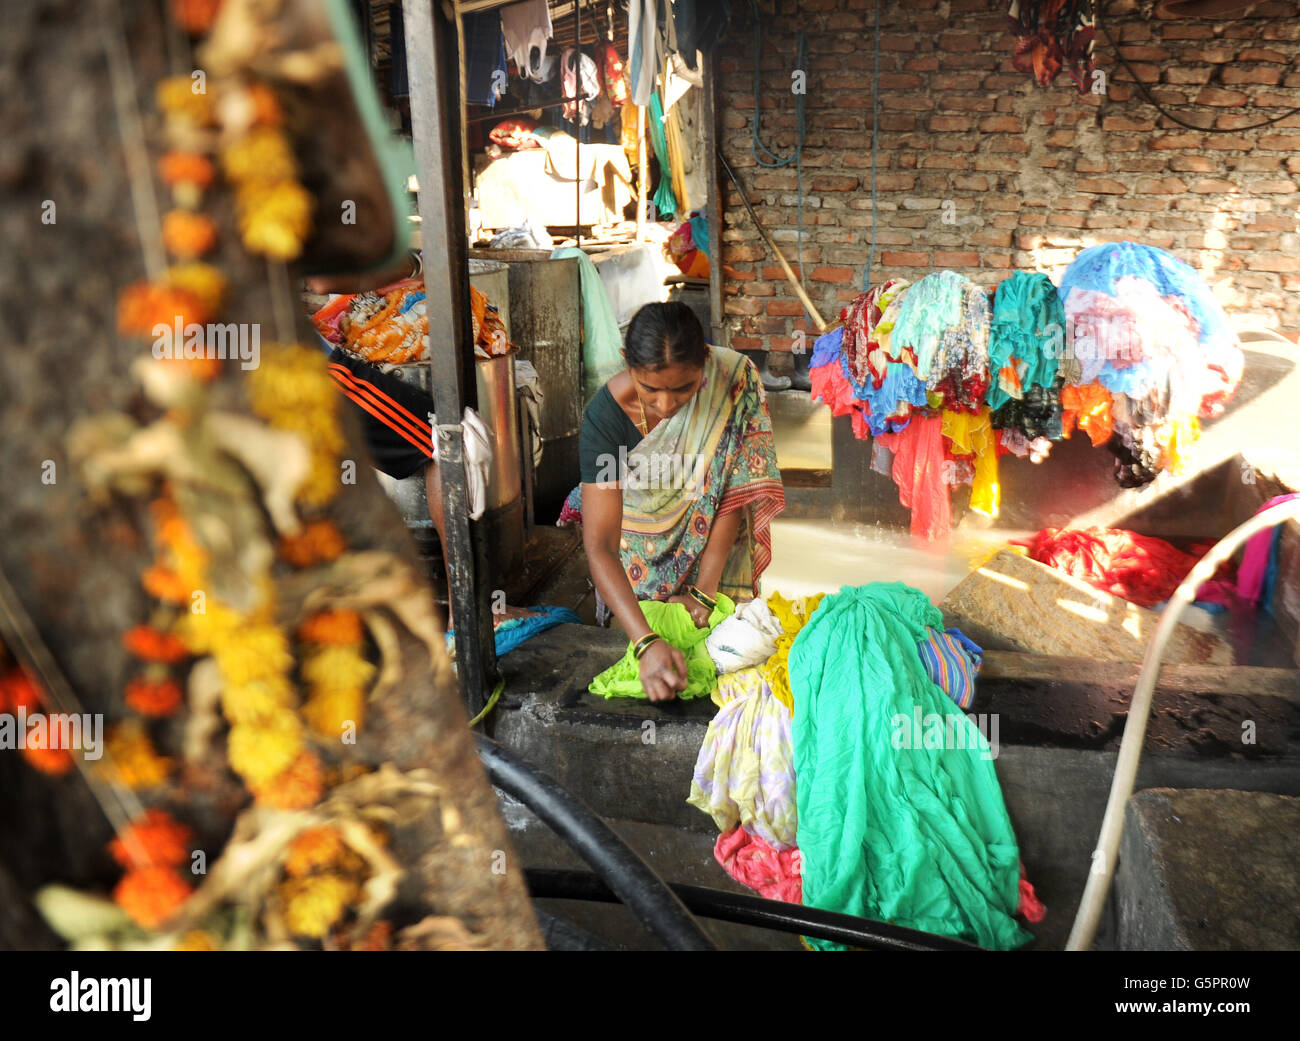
xmin=1150 ymin=132 xmax=1203 ymax=150
xmin=1135 ymin=177 xmax=1188 ymax=194
xmin=725 ymin=297 xmax=763 ymax=316
xmin=920 ymin=155 xmax=971 ymax=170
xmin=1162 ymin=25 xmax=1215 ymax=40
xmin=931 ymin=73 xmax=982 ymax=91
xmin=979 ymin=115 xmax=1024 ymax=133
xmin=1076 ymin=158 xmax=1109 ymax=173
xmin=1246 ymin=255 xmax=1300 ymax=273
xmin=1077 ymin=178 xmax=1129 ymax=195
xmin=1260 ymin=133 xmax=1300 ymax=149
xmin=1231 ymin=156 xmax=1283 ymax=172
xmin=1103 ymin=115 xmax=1157 ymax=132
xmin=766 ymin=300 xmax=807 ymax=317
xmin=1255 ymin=91 xmax=1300 ymax=107
xmin=952 ymin=175 xmax=991 ymax=191
xmin=929 ymin=115 xmax=974 ymax=132
xmin=883 ymin=96 xmax=936 ymax=111
xmin=811 ymin=175 xmax=859 ymax=192
xmin=810 ymin=266 xmax=855 ymax=284
xmin=878 ymin=73 xmax=925 ymax=89
xmin=938 ymin=32 xmax=981 ymax=51
xmin=1222 ymin=66 xmax=1282 ymax=86
xmin=1255 ymin=179 xmax=1299 ymax=193
xmin=724 ymin=244 xmax=766 ymax=263
xmin=729 ymin=337 xmax=762 ymax=351
xmin=1196 ymin=87 xmax=1249 ymax=106
xmin=1045 ymin=129 xmax=1076 ymax=147
xmin=1189 ymin=179 xmax=1238 ymax=193
xmin=988 ymin=138 xmax=1029 ymax=153
xmin=878 ymin=114 xmax=918 ymax=131
xmin=880 ymin=251 xmax=930 ymax=266
xmin=1239 ymin=48 xmax=1290 ymax=63
xmin=752 ymin=173 xmax=797 ymax=190
xmin=1163 ymin=66 xmax=1212 ymax=86
xmin=874 ymin=173 xmax=918 ymax=191
xmin=934 ymin=251 xmax=980 ymax=267
xmin=1168 ymin=156 xmax=1217 ymax=173
xmin=1202 ymin=136 xmax=1254 ymax=151
xmin=969 ymin=229 xmax=1013 ymax=247
xmin=1184 ymin=48 xmax=1237 ymax=63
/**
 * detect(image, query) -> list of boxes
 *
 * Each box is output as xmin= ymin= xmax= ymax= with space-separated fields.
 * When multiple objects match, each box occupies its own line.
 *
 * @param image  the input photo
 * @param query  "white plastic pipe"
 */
xmin=1066 ymin=495 xmax=1300 ymax=951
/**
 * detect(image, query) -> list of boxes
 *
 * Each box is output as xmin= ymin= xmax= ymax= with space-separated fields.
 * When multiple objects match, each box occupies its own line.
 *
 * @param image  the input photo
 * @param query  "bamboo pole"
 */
xmin=636 ymin=105 xmax=646 ymax=240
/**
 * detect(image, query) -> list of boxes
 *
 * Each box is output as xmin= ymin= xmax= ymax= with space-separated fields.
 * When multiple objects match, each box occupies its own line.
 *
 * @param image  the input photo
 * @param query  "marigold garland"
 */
xmin=113 ymin=866 xmax=193 ymax=930
xmin=162 ymin=210 xmax=219 ymax=260
xmin=108 ymin=808 xmax=193 ymax=870
xmin=171 ymin=0 xmax=224 ymax=35
xmin=123 ymin=625 xmax=190 ymax=665
xmin=102 ymin=722 xmax=174 ymax=790
xmin=226 ymin=709 xmax=303 ymax=788
xmin=158 ymin=151 xmax=216 ymax=191
xmin=248 ymin=750 xmax=324 ymax=810
xmin=125 ymin=677 xmax=185 ymax=718
xmin=280 ymin=873 xmax=357 ymax=939
xmin=284 ymin=826 xmax=346 ymax=878
xmin=278 ymin=519 xmax=346 ymax=569
xmin=296 ymin=609 xmax=363 ymax=646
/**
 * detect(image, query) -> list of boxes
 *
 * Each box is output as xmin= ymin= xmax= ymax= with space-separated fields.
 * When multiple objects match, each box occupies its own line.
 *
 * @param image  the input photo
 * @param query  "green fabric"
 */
xmin=987 ymin=271 xmax=1063 ymax=410
xmin=788 ymin=582 xmax=1030 ymax=951
xmin=551 ymin=247 xmax=623 ymax=404
xmin=589 ymin=594 xmax=735 ymax=701
xmin=647 ymin=93 xmax=678 ymax=219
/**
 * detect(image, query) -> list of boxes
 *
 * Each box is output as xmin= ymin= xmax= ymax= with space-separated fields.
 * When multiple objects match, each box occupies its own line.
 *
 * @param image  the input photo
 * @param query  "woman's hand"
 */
xmin=638 ymin=639 xmax=689 ymax=702
xmin=668 ymin=594 xmax=711 ymax=628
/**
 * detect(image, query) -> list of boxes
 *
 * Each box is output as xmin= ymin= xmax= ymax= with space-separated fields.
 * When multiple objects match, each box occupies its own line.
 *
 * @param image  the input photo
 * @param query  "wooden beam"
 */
xmin=980 ymin=650 xmax=1300 ymax=699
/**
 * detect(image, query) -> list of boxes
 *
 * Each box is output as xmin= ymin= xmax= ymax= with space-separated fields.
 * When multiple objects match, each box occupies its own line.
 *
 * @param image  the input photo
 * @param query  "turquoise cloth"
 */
xmin=551 ymin=247 xmax=624 ymax=404
xmin=589 ymin=594 xmax=735 ymax=701
xmin=788 ymin=582 xmax=1030 ymax=950
xmin=987 ymin=271 xmax=1063 ymax=410
xmin=890 ymin=270 xmax=968 ymax=380
xmin=647 ymin=93 xmax=679 ymax=218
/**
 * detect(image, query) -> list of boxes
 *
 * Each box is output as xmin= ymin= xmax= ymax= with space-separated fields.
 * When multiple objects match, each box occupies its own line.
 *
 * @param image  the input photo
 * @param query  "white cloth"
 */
xmin=501 ymin=0 xmax=551 ymax=73
xmin=706 ymin=598 xmax=784 ymax=675
xmin=628 ymin=0 xmax=658 ymax=108
xmin=513 ymin=358 xmax=545 ymax=467
xmin=430 ymin=407 xmax=494 ymax=521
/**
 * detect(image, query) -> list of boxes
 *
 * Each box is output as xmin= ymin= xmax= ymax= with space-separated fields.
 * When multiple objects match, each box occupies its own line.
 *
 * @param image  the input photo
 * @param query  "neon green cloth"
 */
xmin=788 ymin=582 xmax=1030 ymax=951
xmin=589 ymin=594 xmax=735 ymax=701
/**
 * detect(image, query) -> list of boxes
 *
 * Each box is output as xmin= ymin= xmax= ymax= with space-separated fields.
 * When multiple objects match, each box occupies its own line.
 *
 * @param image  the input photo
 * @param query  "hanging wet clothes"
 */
xmin=788 ymin=582 xmax=1031 ymax=950
xmin=987 ymin=271 xmax=1062 ymax=410
xmin=874 ymin=413 xmax=951 ymax=540
xmin=500 ymin=0 xmax=552 ymax=77
xmin=628 ymin=0 xmax=659 ymax=107
xmin=550 ymin=247 xmax=623 ymax=403
xmin=941 ymin=406 xmax=1000 ymax=518
xmin=464 ymin=11 xmax=507 ymax=107
xmin=1059 ymin=381 xmax=1114 ymax=446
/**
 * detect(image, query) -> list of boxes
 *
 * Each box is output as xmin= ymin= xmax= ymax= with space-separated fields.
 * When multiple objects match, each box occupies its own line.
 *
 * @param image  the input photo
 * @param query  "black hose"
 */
xmin=525 ymin=868 xmax=981 ymax=951
xmin=474 ymin=735 xmax=718 ymax=951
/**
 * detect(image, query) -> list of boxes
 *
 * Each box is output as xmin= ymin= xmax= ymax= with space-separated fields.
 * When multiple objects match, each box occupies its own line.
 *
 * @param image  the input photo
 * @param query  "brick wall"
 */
xmin=715 ymin=0 xmax=1300 ymax=353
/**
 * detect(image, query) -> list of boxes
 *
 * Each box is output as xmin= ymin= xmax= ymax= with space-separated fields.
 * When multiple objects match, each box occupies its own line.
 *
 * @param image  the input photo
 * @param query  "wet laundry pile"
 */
xmin=809 ymin=243 xmax=1245 ymax=538
xmin=670 ymin=583 xmax=1038 ymax=949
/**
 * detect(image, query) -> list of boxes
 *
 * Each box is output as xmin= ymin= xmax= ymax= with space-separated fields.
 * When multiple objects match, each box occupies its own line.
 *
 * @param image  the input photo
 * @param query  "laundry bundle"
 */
xmin=682 ymin=584 xmax=1034 ymax=949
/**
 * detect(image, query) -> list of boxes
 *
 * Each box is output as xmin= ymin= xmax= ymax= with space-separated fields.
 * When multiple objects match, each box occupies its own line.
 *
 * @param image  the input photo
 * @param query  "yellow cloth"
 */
xmin=757 ymin=591 xmax=825 ymax=714
xmin=942 ymin=407 xmax=1000 ymax=518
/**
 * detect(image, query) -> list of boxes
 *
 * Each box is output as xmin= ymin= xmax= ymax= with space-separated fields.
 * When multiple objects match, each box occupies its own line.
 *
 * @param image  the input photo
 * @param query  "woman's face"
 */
xmin=630 ymin=361 xmax=705 ymax=421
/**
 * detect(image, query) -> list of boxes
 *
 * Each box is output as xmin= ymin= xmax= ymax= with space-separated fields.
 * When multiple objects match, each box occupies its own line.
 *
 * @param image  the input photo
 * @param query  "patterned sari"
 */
xmin=619 ymin=346 xmax=785 ymax=601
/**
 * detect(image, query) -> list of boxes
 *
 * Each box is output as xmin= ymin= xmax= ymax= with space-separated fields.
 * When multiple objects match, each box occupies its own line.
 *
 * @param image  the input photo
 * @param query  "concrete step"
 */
xmin=491 ymin=622 xmax=1300 ymax=950
xmin=1116 ymin=788 xmax=1300 ymax=950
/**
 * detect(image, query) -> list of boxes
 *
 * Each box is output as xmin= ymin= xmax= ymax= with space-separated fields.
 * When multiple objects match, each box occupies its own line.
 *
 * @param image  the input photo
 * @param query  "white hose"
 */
xmin=1066 ymin=496 xmax=1300 ymax=951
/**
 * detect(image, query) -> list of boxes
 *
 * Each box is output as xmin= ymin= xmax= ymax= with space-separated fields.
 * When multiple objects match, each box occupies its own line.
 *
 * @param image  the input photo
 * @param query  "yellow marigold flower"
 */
xmin=156 ymin=76 xmax=214 ymax=124
xmin=102 ymin=722 xmax=174 ymax=790
xmin=250 ymin=750 xmax=324 ymax=810
xmin=298 ymin=454 xmax=343 ymax=507
xmin=221 ymin=128 xmax=298 ymax=185
xmin=280 ymin=873 xmax=357 ymax=940
xmin=220 ymin=675 xmax=297 ymax=726
xmin=173 ymin=929 xmax=218 ymax=951
xmin=279 ymin=522 xmax=347 ymax=569
xmin=226 ymin=710 xmax=303 ymax=788
xmin=247 ymin=343 xmax=338 ymax=415
xmin=302 ymin=646 xmax=375 ymax=693
xmin=165 ymin=263 xmax=227 ymax=318
xmin=284 ymin=826 xmax=345 ymax=877
xmin=301 ymin=686 xmax=365 ymax=740
xmin=212 ymin=623 xmax=293 ymax=686
xmin=175 ymin=600 xmax=243 ymax=656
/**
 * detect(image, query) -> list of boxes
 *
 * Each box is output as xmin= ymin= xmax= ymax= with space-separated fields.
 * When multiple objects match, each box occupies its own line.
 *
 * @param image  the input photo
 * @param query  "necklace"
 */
xmin=633 ymin=385 xmax=649 ymax=435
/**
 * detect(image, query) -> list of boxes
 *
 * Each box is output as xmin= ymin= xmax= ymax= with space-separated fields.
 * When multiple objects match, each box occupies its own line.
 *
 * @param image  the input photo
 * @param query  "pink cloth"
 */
xmin=714 ymin=826 xmax=803 ymax=905
xmin=1238 ymin=492 xmax=1300 ymax=605
xmin=875 ymin=414 xmax=951 ymax=540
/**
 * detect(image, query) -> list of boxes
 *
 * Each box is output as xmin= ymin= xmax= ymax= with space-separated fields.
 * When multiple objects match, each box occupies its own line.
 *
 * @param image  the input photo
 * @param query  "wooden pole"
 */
xmin=636 ymin=105 xmax=647 ymax=241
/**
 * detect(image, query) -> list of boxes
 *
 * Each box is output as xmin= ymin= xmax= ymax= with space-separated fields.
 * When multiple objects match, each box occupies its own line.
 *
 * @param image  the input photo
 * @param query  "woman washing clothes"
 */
xmin=579 ymin=302 xmax=785 ymax=702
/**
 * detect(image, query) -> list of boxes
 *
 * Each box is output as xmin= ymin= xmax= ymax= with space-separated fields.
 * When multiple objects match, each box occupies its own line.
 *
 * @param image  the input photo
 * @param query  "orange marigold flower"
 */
xmin=165 ymin=263 xmax=226 ymax=318
xmin=277 ymin=519 xmax=346 ymax=568
xmin=346 ymin=920 xmax=393 ymax=951
xmin=246 ymin=82 xmax=284 ymax=127
xmin=284 ymin=826 xmax=345 ymax=877
xmin=162 ymin=210 xmax=219 ymax=260
xmin=125 ymin=677 xmax=185 ymax=718
xmin=0 ymin=666 xmax=43 ymax=713
xmin=296 ymin=609 xmax=363 ymax=646
xmin=249 ymin=750 xmax=324 ymax=810
xmin=123 ymin=625 xmax=190 ymax=664
xmin=113 ymin=866 xmax=193 ymax=931
xmin=156 ymin=77 xmax=214 ymax=125
xmin=142 ymin=565 xmax=190 ymax=604
xmin=21 ymin=743 xmax=75 ymax=777
xmin=171 ymin=0 xmax=223 ymax=35
xmin=108 ymin=808 xmax=193 ymax=870
xmin=159 ymin=152 xmax=215 ymax=189
xmin=117 ymin=282 xmax=208 ymax=335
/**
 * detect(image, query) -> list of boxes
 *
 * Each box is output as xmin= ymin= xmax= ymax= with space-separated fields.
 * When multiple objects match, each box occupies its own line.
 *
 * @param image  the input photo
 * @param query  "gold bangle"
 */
xmin=632 ymin=632 xmax=662 ymax=660
xmin=688 ymin=586 xmax=717 ymax=613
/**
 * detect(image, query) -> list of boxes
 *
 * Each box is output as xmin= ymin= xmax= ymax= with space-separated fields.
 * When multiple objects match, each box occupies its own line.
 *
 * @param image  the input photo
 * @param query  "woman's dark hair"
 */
xmin=624 ymin=301 xmax=708 ymax=371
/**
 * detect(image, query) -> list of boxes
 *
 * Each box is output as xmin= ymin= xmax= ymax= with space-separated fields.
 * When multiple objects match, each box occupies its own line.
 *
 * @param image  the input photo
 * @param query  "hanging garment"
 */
xmin=927 ymin=281 xmax=992 ymax=413
xmin=890 ymin=270 xmax=970 ymax=381
xmin=1012 ymin=526 xmax=1236 ymax=609
xmin=500 ymin=0 xmax=552 ymax=75
xmin=875 ymin=413 xmax=952 ymax=540
xmin=1238 ymin=493 xmax=1300 ymax=607
xmin=988 ymin=271 xmax=1063 ymax=410
xmin=549 ymin=247 xmax=623 ymax=403
xmin=647 ymin=92 xmax=679 ymax=217
xmin=941 ymin=407 xmax=1000 ymax=518
xmin=602 ymin=43 xmax=629 ymax=106
xmin=688 ymin=667 xmax=798 ymax=849
xmin=917 ymin=626 xmax=983 ymax=711
xmin=560 ymin=48 xmax=602 ymax=125
xmin=627 ymin=0 xmax=659 ymax=108
xmin=1059 ymin=381 xmax=1113 ymax=446
xmin=713 ymin=826 xmax=803 ymax=905
xmin=788 ymin=582 xmax=1031 ymax=951
xmin=991 ymin=376 xmax=1065 ymax=442
xmin=1007 ymin=0 xmax=1098 ymax=94
xmin=464 ymin=11 xmax=508 ymax=107
xmin=589 ymin=594 xmax=735 ymax=701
